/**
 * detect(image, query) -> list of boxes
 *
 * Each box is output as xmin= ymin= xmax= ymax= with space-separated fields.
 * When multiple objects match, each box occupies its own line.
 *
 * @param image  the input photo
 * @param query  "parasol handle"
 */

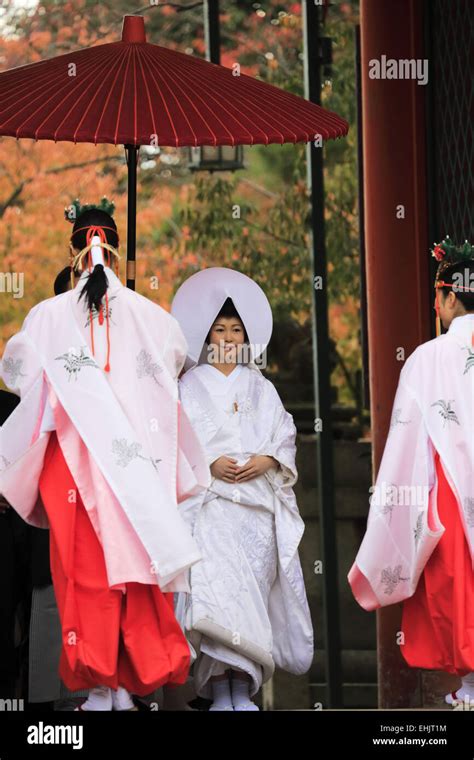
xmin=125 ymin=144 xmax=139 ymax=290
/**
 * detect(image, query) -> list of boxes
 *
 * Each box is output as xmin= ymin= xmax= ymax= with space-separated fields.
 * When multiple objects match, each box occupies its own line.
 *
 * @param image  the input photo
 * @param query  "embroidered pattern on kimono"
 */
xmin=431 ymin=399 xmax=460 ymax=427
xmin=136 ymin=349 xmax=163 ymax=386
xmin=84 ymin=295 xmax=117 ymax=327
xmin=112 ymin=437 xmax=161 ymax=472
xmin=381 ymin=565 xmax=410 ymax=596
xmin=55 ymin=346 xmax=99 ymax=381
xmin=390 ymin=408 xmax=411 ymax=429
xmin=2 ymin=357 xmax=26 ymax=385
xmin=462 ymin=345 xmax=474 ymax=374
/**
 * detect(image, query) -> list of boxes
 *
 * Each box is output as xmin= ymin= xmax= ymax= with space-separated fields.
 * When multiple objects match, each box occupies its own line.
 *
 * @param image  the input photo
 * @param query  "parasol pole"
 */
xmin=125 ymin=144 xmax=139 ymax=290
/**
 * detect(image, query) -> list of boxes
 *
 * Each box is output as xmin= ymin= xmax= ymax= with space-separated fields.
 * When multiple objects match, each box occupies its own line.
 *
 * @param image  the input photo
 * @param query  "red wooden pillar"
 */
xmin=360 ymin=0 xmax=430 ymax=707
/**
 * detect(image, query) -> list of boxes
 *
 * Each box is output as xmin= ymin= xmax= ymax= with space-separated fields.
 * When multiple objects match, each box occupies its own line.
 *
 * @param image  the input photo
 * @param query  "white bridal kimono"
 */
xmin=177 ymin=362 xmax=314 ymax=698
xmin=0 ymin=266 xmax=210 ymax=592
xmin=349 ymin=313 xmax=474 ymax=610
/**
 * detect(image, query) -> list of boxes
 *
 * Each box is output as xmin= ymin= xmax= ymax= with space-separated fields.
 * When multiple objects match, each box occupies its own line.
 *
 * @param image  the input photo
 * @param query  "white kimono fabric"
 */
xmin=177 ymin=363 xmax=314 ymax=698
xmin=0 ymin=267 xmax=210 ymax=591
xmin=349 ymin=313 xmax=474 ymax=611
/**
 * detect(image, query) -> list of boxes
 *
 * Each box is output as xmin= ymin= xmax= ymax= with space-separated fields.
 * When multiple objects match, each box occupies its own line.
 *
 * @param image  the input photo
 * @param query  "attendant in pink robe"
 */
xmin=0 ymin=201 xmax=210 ymax=710
xmin=349 ymin=238 xmax=474 ymax=707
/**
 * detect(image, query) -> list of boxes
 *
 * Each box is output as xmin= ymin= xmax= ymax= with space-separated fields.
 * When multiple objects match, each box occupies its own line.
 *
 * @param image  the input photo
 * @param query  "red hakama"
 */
xmin=39 ymin=431 xmax=190 ymax=696
xmin=401 ymin=452 xmax=474 ymax=675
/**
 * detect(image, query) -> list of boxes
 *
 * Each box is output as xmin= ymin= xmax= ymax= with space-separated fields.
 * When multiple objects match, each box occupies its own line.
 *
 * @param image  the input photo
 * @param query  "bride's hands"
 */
xmin=210 ymin=456 xmax=240 ymax=483
xmin=234 ymin=455 xmax=278 ymax=483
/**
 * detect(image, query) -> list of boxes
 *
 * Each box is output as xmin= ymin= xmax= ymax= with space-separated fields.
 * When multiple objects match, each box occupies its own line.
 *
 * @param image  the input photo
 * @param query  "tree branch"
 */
xmin=44 ymin=154 xmax=123 ymax=176
xmin=243 ymin=219 xmax=305 ymax=249
xmin=0 ymin=155 xmax=123 ymax=219
xmin=237 ymin=177 xmax=279 ymax=199
xmin=0 ymin=182 xmax=25 ymax=219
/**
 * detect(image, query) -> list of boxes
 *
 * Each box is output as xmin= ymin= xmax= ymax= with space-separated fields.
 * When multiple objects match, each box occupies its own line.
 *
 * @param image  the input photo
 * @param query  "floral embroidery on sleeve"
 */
xmin=2 ymin=357 xmax=27 ymax=385
xmin=136 ymin=349 xmax=163 ymax=386
xmin=390 ymin=408 xmax=412 ymax=429
xmin=381 ymin=565 xmax=410 ymax=595
xmin=112 ymin=438 xmax=161 ymax=472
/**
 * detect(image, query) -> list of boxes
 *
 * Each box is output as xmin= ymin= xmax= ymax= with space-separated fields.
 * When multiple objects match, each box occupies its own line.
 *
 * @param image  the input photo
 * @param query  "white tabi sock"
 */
xmin=445 ymin=672 xmax=474 ymax=706
xmin=76 ymin=686 xmax=112 ymax=711
xmin=231 ymin=677 xmax=259 ymax=711
xmin=111 ymin=686 xmax=137 ymax=711
xmin=209 ymin=678 xmax=233 ymax=711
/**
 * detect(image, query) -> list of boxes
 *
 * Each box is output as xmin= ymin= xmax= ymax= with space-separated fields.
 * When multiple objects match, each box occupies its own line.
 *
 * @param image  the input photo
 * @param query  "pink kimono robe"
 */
xmin=0 ymin=267 xmax=212 ymax=693
xmin=349 ymin=313 xmax=474 ymax=672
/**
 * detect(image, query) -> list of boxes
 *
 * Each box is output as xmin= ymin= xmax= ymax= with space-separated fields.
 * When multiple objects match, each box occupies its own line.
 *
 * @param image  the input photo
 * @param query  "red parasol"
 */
xmin=0 ymin=15 xmax=348 ymax=286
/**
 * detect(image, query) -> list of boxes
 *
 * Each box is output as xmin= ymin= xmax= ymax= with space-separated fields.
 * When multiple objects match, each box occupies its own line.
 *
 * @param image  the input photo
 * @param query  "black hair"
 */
xmin=440 ymin=260 xmax=474 ymax=312
xmin=205 ymin=297 xmax=249 ymax=343
xmin=72 ymin=209 xmax=118 ymax=312
xmin=54 ymin=266 xmax=72 ymax=296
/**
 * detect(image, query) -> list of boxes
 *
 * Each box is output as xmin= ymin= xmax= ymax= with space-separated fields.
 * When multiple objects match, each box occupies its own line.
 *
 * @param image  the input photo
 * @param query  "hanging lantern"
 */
xmin=187 ymin=144 xmax=245 ymax=173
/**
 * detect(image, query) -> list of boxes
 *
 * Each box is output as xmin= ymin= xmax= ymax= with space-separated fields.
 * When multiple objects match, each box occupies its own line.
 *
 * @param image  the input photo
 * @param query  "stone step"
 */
xmin=310 ymin=682 xmax=377 ymax=709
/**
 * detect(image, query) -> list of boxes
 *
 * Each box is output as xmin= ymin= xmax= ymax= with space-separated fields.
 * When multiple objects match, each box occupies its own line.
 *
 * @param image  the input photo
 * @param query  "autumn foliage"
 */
xmin=0 ymin=0 xmax=360 ymax=404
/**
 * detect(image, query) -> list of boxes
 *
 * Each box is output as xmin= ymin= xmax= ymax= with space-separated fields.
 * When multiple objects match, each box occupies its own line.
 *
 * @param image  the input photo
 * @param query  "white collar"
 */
xmin=448 ymin=313 xmax=474 ymax=336
xmin=198 ymin=363 xmax=244 ymax=384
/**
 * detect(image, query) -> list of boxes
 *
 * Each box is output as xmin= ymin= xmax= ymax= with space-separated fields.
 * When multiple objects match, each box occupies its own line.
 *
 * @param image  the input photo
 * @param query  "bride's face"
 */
xmin=208 ymin=316 xmax=246 ymax=364
xmin=208 ymin=317 xmax=246 ymax=349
